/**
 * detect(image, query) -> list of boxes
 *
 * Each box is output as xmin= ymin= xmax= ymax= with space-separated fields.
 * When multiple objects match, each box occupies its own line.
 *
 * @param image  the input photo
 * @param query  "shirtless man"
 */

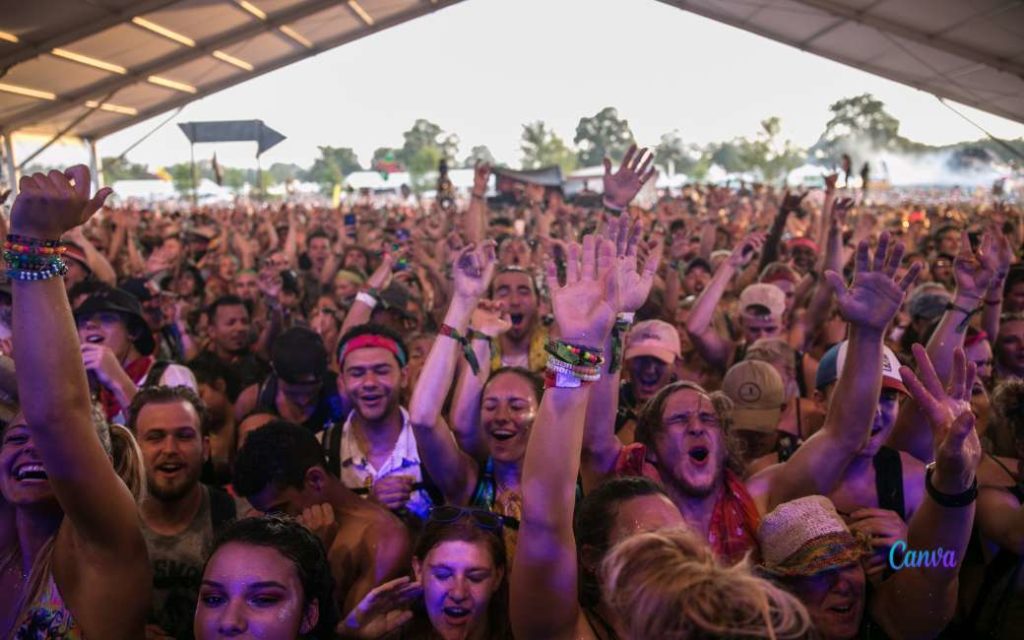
xmin=233 ymin=420 xmax=410 ymax=615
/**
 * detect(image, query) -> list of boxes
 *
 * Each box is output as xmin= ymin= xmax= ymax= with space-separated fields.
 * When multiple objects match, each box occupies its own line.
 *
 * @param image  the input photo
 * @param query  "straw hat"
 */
xmin=757 ymin=495 xmax=869 ymax=577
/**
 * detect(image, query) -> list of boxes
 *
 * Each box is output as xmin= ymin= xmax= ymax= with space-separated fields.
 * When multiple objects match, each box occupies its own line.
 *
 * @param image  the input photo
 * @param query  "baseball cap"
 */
xmin=815 ymin=340 xmax=908 ymax=395
xmin=624 ymin=319 xmax=681 ymax=364
xmin=74 ymin=287 xmax=156 ymax=355
xmin=722 ymin=360 xmax=785 ymax=433
xmin=907 ymin=285 xmax=951 ymax=322
xmin=739 ymin=283 xmax=786 ymax=321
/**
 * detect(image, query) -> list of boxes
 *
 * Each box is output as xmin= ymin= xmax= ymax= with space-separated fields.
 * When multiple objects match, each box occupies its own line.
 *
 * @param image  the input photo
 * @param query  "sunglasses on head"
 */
xmin=428 ymin=506 xmax=515 ymax=531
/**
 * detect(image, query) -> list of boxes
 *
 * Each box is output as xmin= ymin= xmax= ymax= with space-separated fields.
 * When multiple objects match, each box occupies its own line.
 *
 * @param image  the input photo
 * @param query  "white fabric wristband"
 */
xmin=355 ymin=291 xmax=378 ymax=309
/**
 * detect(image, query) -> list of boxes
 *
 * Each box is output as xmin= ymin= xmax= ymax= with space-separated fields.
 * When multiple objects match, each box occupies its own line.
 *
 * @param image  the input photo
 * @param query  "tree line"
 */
xmin=96 ymin=93 xmax=1023 ymax=193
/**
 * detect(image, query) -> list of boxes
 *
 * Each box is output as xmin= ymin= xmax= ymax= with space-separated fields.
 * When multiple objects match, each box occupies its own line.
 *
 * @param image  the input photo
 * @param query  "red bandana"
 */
xmin=99 ymin=355 xmax=154 ymax=421
xmin=339 ymin=334 xmax=406 ymax=366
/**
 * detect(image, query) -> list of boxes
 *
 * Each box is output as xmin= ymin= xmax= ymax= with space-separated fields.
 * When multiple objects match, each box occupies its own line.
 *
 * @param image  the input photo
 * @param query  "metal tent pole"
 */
xmin=87 ymin=137 xmax=104 ymax=191
xmin=2 ymin=133 xmax=18 ymax=197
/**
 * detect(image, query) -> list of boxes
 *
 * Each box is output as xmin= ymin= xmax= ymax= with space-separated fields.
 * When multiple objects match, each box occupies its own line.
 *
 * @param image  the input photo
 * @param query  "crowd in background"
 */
xmin=1 ymin=150 xmax=1023 ymax=640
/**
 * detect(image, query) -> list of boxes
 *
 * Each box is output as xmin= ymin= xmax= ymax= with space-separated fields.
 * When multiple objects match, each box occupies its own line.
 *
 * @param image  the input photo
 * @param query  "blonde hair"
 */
xmin=110 ymin=423 xmax=147 ymax=504
xmin=600 ymin=528 xmax=811 ymax=640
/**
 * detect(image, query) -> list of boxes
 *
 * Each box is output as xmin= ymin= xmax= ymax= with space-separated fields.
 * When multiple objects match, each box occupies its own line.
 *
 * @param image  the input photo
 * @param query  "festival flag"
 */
xmin=331 ymin=183 xmax=342 ymax=207
xmin=212 ymin=152 xmax=223 ymax=186
xmin=154 ymin=167 xmax=173 ymax=182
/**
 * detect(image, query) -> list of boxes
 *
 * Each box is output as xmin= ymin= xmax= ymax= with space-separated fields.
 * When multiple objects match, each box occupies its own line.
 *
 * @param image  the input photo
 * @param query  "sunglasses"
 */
xmin=428 ymin=506 xmax=516 ymax=531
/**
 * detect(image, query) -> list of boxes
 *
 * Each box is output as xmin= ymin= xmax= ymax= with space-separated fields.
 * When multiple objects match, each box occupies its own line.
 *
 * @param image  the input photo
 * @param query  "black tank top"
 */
xmin=873 ymin=446 xmax=906 ymax=521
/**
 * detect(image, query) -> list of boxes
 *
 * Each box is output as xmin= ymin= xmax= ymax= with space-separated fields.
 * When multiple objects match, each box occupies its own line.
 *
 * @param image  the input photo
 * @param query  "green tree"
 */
xmin=462 ymin=145 xmax=496 ymax=168
xmin=709 ymin=141 xmax=748 ymax=174
xmin=521 ymin=121 xmax=577 ymax=174
xmin=407 ymin=146 xmax=444 ymax=192
xmin=654 ymin=131 xmax=697 ymax=175
xmin=267 ymin=162 xmax=305 ymax=184
xmin=398 ymin=119 xmax=458 ymax=168
xmin=574 ymin=107 xmax=635 ymax=167
xmin=306 ymin=146 xmax=362 ymax=187
xmin=811 ymin=94 xmax=920 ymax=163
xmin=101 ymin=157 xmax=152 ymax=183
xmin=738 ymin=117 xmax=805 ymax=182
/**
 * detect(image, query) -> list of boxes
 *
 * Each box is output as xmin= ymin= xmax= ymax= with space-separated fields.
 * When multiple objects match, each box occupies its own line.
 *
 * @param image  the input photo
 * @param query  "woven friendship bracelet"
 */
xmin=439 ymin=324 xmax=481 ymax=375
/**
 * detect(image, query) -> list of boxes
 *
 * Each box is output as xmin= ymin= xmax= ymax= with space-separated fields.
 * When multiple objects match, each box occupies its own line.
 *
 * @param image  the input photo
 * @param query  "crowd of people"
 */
xmin=0 ymin=149 xmax=1022 ymax=640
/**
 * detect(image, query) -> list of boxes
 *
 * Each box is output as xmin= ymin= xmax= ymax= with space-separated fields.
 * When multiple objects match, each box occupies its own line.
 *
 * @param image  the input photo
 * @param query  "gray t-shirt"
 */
xmin=142 ymin=486 xmax=214 ymax=640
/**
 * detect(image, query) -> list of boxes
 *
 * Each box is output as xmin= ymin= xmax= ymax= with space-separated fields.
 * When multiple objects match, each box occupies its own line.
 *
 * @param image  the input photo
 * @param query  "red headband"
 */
xmin=339 ymin=334 xmax=407 ymax=366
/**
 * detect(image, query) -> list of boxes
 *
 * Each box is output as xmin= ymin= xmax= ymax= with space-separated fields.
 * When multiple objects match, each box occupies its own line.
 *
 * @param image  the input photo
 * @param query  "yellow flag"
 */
xmin=331 ymin=183 xmax=342 ymax=207
xmin=154 ymin=167 xmax=173 ymax=182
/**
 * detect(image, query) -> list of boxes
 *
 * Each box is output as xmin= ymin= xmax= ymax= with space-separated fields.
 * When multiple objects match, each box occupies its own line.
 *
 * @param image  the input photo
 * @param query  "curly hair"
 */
xmin=205 ymin=515 xmax=338 ymax=639
xmin=634 ymin=380 xmax=746 ymax=476
xmin=601 ymin=528 xmax=812 ymax=640
xmin=991 ymin=379 xmax=1024 ymax=443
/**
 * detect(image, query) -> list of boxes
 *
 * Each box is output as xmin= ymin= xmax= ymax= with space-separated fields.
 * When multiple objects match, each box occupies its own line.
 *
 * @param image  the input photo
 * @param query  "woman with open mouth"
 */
xmin=409 ymin=241 xmax=538 ymax=560
xmin=1 ymin=167 xmax=151 ymax=639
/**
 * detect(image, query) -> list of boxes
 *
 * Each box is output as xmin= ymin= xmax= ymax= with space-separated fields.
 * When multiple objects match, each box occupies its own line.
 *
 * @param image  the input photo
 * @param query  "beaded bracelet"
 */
xmin=3 ymin=242 xmax=67 ymax=256
xmin=7 ymin=234 xmax=61 ymax=248
xmin=546 ymin=357 xmax=601 ymax=382
xmin=545 ymin=339 xmax=604 ymax=367
xmin=439 ymin=324 xmax=481 ymax=375
xmin=6 ymin=257 xmax=68 ymax=281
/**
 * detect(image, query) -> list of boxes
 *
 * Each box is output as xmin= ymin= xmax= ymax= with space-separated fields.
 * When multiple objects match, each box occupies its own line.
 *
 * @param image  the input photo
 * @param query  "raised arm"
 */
xmin=339 ymin=253 xmax=394 ymax=336
xmin=11 ymin=167 xmax=145 ymax=554
xmin=889 ymin=231 xmax=998 ymax=461
xmin=511 ymin=234 xmax=618 ymax=640
xmin=752 ymin=233 xmax=921 ymax=512
xmin=582 ymin=150 xmax=659 ymax=490
xmin=464 ymin=162 xmax=489 ymax=244
xmin=686 ymin=233 xmax=766 ymax=371
xmin=449 ymin=301 xmax=507 ymax=462
xmin=408 ymin=242 xmax=497 ymax=504
xmin=873 ymin=346 xmax=981 ymax=638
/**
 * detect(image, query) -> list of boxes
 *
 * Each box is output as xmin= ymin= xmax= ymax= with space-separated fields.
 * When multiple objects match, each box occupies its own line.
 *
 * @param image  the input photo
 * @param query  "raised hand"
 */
xmin=452 ymin=242 xmax=497 ymax=302
xmin=779 ymin=189 xmax=809 ymax=214
xmin=900 ymin=345 xmax=981 ymax=493
xmin=338 ymin=577 xmax=422 ymax=639
xmin=11 ymin=165 xmax=112 ymax=240
xmin=366 ymin=252 xmax=397 ymax=292
xmin=472 ymin=162 xmax=491 ymax=197
xmin=980 ymin=225 xmax=1012 ymax=292
xmin=544 ymin=235 xmax=617 ymax=349
xmin=602 ymin=145 xmax=656 ymax=210
xmin=953 ymin=231 xmax=995 ymax=297
xmin=832 ymin=197 xmax=855 ymax=228
xmin=824 ymin=232 xmax=920 ymax=332
xmin=726 ymin=232 xmax=767 ymax=269
xmin=471 ymin=299 xmax=512 ymax=338
xmin=605 ymin=213 xmax=660 ymax=313
xmin=823 ymin=173 xmax=839 ymax=193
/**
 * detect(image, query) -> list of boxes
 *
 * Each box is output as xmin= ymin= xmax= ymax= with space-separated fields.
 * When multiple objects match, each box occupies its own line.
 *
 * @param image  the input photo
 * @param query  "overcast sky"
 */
xmin=20 ymin=0 xmax=1024 ymax=172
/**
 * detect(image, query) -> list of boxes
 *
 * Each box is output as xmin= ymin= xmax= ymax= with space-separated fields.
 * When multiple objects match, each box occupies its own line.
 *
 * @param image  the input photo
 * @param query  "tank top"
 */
xmin=14 ymin=571 xmax=82 ymax=639
xmin=872 ymin=446 xmax=906 ymax=521
xmin=255 ymin=371 xmax=345 ymax=434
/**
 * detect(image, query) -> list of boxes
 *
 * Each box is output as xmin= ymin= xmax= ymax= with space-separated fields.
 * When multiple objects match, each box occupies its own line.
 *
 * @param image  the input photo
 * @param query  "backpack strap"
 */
xmin=143 ymin=360 xmax=172 ymax=388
